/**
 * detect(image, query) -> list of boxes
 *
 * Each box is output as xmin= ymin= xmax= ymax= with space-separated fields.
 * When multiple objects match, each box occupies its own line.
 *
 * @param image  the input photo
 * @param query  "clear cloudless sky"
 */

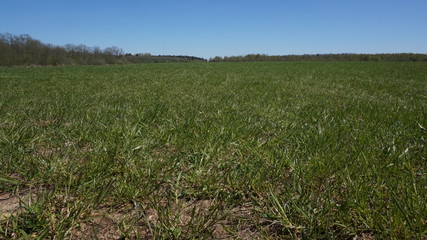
xmin=1 ymin=0 xmax=426 ymax=59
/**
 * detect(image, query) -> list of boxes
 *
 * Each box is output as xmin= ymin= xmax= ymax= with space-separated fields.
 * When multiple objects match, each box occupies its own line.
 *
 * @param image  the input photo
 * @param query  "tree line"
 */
xmin=209 ymin=53 xmax=427 ymax=62
xmin=0 ymin=33 xmax=206 ymax=66
xmin=126 ymin=53 xmax=206 ymax=63
xmin=2 ymin=33 xmax=426 ymax=66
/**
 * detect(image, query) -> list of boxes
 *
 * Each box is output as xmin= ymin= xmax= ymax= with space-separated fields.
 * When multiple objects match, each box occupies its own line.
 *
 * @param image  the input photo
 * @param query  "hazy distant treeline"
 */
xmin=125 ymin=53 xmax=206 ymax=64
xmin=0 ymin=33 xmax=206 ymax=66
xmin=210 ymin=53 xmax=427 ymax=62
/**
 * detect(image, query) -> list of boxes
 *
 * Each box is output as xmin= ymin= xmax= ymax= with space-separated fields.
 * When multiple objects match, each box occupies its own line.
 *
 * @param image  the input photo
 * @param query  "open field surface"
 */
xmin=0 ymin=62 xmax=426 ymax=239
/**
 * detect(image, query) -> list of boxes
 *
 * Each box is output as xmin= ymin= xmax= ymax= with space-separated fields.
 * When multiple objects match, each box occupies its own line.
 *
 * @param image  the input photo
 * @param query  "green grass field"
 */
xmin=1 ymin=62 xmax=426 ymax=239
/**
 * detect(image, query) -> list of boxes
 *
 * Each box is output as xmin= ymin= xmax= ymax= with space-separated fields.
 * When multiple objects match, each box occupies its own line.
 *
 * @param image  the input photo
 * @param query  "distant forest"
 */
xmin=1 ymin=33 xmax=427 ymax=66
xmin=0 ymin=33 xmax=206 ymax=66
xmin=210 ymin=53 xmax=427 ymax=62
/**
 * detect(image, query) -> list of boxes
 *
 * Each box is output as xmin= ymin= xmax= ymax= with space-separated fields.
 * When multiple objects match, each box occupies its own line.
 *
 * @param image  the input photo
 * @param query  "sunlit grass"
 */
xmin=1 ymin=62 xmax=426 ymax=239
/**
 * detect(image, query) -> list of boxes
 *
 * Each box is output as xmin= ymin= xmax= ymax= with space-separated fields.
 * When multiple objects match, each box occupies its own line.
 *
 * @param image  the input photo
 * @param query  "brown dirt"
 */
xmin=69 ymin=199 xmax=265 ymax=240
xmin=0 ymin=190 xmax=37 ymax=220
xmin=356 ymin=232 xmax=375 ymax=240
xmin=1 ymin=193 xmax=300 ymax=239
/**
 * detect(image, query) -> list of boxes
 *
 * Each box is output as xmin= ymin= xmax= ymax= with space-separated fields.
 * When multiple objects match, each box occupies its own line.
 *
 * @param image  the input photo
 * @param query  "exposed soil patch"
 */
xmin=69 ymin=199 xmax=264 ymax=239
xmin=0 ymin=189 xmax=37 ymax=220
xmin=71 ymin=212 xmax=126 ymax=240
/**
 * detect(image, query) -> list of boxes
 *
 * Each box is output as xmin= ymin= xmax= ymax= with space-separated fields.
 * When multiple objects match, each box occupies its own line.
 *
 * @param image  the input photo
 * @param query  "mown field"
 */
xmin=0 ymin=62 xmax=426 ymax=239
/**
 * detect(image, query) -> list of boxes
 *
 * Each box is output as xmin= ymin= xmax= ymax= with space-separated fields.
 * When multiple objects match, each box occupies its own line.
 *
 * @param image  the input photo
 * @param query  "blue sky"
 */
xmin=1 ymin=0 xmax=426 ymax=58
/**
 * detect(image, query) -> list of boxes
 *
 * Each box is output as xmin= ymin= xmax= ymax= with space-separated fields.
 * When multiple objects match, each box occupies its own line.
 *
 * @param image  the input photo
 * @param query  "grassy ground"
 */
xmin=0 ymin=62 xmax=426 ymax=239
